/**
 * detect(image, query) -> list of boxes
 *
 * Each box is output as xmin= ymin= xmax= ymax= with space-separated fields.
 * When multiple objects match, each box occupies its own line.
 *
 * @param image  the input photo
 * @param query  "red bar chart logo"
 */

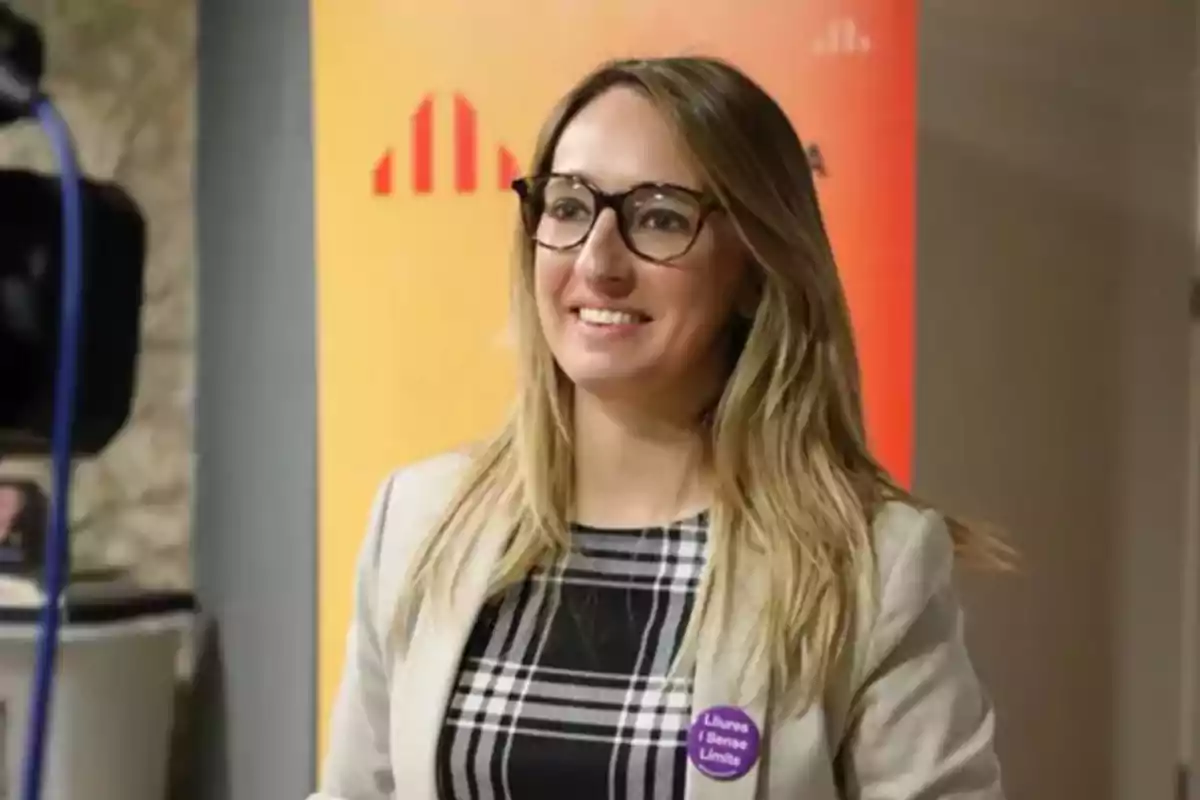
xmin=372 ymin=94 xmax=522 ymax=197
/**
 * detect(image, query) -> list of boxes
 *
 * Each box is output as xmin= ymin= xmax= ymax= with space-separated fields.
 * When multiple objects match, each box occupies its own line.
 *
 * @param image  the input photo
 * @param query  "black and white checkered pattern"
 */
xmin=436 ymin=513 xmax=709 ymax=800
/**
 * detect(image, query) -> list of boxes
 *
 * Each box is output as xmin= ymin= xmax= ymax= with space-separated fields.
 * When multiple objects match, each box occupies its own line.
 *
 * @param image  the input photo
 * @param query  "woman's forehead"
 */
xmin=551 ymin=87 xmax=700 ymax=192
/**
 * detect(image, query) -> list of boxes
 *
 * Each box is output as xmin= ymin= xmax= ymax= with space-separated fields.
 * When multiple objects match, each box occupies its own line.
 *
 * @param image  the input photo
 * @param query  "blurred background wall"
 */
xmin=916 ymin=3 xmax=1196 ymax=799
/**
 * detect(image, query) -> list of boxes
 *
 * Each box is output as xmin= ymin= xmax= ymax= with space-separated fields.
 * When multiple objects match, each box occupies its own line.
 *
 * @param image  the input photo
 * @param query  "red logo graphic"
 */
xmin=372 ymin=94 xmax=522 ymax=196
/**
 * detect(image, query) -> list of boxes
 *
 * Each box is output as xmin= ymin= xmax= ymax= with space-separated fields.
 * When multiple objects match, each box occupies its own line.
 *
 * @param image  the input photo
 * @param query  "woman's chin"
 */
xmin=561 ymin=366 xmax=654 ymax=399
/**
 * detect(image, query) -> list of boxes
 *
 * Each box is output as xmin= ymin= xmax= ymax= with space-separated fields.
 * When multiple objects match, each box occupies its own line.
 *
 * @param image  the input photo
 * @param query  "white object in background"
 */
xmin=0 ymin=595 xmax=192 ymax=800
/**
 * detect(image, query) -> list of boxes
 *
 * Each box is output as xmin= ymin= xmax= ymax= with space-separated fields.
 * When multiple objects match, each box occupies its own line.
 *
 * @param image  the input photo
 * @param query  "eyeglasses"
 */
xmin=511 ymin=173 xmax=720 ymax=263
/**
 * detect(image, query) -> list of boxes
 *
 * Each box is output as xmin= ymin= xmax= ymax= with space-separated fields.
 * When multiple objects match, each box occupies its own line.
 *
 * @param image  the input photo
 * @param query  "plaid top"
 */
xmin=436 ymin=513 xmax=709 ymax=800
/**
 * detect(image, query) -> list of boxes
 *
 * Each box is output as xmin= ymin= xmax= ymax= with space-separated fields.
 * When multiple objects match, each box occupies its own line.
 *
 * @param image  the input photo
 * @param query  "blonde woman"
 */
xmin=314 ymin=56 xmax=1008 ymax=800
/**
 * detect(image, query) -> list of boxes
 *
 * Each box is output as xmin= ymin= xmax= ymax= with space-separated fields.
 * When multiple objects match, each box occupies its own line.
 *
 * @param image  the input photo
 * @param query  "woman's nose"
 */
xmin=575 ymin=209 xmax=633 ymax=289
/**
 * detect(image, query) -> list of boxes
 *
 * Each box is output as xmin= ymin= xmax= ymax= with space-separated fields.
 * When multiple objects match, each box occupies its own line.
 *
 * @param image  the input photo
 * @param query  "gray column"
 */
xmin=192 ymin=0 xmax=317 ymax=797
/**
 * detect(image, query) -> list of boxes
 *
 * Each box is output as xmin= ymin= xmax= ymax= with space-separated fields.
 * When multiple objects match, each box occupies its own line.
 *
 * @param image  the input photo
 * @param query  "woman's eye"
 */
xmin=546 ymin=199 xmax=590 ymax=221
xmin=637 ymin=208 xmax=691 ymax=232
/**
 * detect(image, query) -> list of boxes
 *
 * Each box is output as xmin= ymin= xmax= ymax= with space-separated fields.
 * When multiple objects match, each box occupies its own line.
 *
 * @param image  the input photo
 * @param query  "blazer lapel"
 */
xmin=387 ymin=520 xmax=509 ymax=799
xmin=686 ymin=550 xmax=771 ymax=800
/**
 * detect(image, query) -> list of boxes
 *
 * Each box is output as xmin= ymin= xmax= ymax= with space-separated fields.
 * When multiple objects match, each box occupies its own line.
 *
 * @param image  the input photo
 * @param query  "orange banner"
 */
xmin=312 ymin=0 xmax=916 ymax=756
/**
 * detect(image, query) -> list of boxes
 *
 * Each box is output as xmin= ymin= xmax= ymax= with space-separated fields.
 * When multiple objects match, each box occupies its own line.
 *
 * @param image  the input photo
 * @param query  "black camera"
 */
xmin=0 ymin=4 xmax=146 ymax=457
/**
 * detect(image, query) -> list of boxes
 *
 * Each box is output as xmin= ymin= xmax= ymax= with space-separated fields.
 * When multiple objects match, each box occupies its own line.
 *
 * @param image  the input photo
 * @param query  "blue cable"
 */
xmin=21 ymin=97 xmax=85 ymax=800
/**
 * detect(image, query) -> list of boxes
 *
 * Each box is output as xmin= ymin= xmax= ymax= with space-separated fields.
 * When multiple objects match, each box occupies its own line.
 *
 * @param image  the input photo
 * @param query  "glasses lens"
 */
xmin=524 ymin=175 xmax=596 ymax=250
xmin=622 ymin=186 xmax=704 ymax=261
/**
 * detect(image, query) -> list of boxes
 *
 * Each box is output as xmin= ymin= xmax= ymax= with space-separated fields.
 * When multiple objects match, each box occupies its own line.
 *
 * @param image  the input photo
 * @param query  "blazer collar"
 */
xmin=388 ymin=521 xmax=771 ymax=800
xmin=386 ymin=519 xmax=509 ymax=796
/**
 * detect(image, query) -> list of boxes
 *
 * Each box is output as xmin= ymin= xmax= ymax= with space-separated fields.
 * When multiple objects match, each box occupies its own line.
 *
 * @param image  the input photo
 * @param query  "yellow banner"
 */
xmin=312 ymin=0 xmax=916 ymax=759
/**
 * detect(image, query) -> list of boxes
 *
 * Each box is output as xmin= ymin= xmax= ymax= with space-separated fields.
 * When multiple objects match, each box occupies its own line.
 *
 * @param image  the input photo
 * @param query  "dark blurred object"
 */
xmin=0 ymin=171 xmax=146 ymax=456
xmin=0 ymin=2 xmax=43 ymax=122
xmin=0 ymin=478 xmax=47 ymax=574
xmin=0 ymin=2 xmax=146 ymax=459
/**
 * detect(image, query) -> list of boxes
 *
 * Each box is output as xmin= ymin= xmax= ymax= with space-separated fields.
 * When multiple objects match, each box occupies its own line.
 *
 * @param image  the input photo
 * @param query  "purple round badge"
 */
xmin=687 ymin=705 xmax=761 ymax=780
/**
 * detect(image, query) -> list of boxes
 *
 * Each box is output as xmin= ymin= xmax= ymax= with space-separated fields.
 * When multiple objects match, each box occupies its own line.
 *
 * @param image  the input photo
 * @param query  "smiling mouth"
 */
xmin=573 ymin=307 xmax=650 ymax=326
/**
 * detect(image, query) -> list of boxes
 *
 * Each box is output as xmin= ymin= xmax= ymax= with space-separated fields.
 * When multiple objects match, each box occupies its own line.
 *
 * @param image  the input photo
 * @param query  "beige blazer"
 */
xmin=310 ymin=452 xmax=1004 ymax=800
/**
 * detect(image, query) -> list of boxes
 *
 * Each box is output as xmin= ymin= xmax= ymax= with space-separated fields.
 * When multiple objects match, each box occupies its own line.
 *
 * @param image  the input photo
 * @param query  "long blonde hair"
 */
xmin=401 ymin=56 xmax=1011 ymax=716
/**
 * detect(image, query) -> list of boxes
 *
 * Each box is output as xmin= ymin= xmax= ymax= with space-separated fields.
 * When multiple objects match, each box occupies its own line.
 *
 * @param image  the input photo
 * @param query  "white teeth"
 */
xmin=577 ymin=307 xmax=642 ymax=326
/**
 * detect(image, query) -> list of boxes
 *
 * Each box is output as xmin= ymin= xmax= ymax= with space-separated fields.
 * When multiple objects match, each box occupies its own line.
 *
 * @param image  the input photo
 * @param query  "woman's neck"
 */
xmin=571 ymin=389 xmax=711 ymax=528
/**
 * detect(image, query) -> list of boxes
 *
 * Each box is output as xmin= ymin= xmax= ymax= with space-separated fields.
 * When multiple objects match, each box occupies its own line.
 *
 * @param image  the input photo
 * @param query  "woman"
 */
xmin=315 ymin=56 xmax=1009 ymax=800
